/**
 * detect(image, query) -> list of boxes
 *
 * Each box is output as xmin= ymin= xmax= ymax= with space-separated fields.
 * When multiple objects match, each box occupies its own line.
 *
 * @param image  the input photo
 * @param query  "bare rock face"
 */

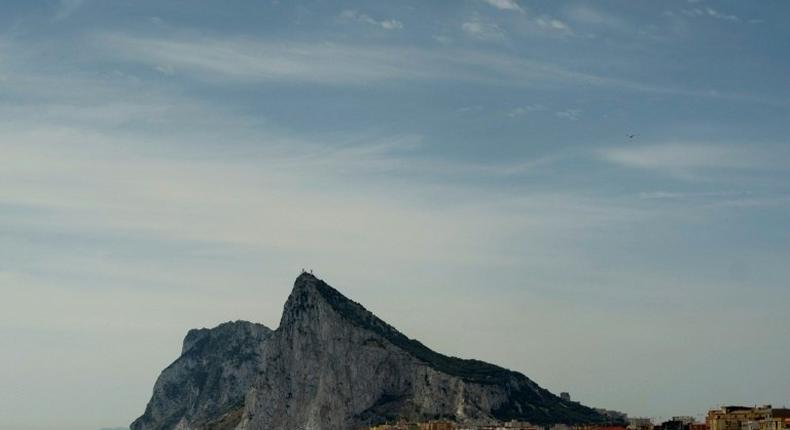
xmin=131 ymin=321 xmax=272 ymax=430
xmin=132 ymin=274 xmax=608 ymax=430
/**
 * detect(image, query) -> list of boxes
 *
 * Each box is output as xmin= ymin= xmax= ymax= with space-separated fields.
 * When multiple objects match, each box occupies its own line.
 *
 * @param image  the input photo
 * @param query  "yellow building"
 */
xmin=707 ymin=406 xmax=790 ymax=430
xmin=367 ymin=423 xmax=414 ymax=430
xmin=367 ymin=421 xmax=454 ymax=430
xmin=419 ymin=421 xmax=455 ymax=430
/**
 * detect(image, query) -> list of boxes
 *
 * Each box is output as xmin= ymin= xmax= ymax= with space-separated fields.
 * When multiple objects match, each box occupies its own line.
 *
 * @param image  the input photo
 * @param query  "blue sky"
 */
xmin=1 ymin=1 xmax=789 ymax=429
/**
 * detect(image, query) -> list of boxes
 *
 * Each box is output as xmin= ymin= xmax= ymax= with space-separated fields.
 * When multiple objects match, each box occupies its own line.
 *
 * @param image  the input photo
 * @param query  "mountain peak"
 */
xmin=134 ymin=274 xmax=612 ymax=430
xmin=285 ymin=274 xmax=528 ymax=385
xmin=294 ymin=270 xmax=319 ymax=285
xmin=288 ymin=271 xmax=331 ymax=301
xmin=279 ymin=271 xmax=334 ymax=329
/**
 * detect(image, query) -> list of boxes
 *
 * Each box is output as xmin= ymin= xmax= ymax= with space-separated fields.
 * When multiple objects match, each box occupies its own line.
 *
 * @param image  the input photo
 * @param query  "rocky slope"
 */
xmin=131 ymin=321 xmax=272 ymax=430
xmin=132 ymin=273 xmax=609 ymax=430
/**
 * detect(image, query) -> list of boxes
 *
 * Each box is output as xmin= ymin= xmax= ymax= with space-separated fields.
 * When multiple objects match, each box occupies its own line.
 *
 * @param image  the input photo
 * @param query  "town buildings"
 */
xmin=707 ymin=406 xmax=790 ymax=430
xmin=628 ymin=417 xmax=653 ymax=430
xmin=363 ymin=405 xmax=790 ymax=430
xmin=368 ymin=421 xmax=455 ymax=430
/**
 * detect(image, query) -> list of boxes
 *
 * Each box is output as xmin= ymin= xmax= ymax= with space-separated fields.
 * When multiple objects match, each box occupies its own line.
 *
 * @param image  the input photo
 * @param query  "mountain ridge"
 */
xmin=132 ymin=273 xmax=611 ymax=430
xmin=308 ymin=274 xmax=514 ymax=384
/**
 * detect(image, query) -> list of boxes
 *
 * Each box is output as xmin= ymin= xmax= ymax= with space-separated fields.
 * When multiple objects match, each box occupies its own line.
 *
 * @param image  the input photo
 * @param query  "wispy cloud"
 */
xmin=535 ymin=16 xmax=572 ymax=33
xmin=599 ymin=143 xmax=783 ymax=173
xmin=0 ymin=123 xmax=638 ymax=281
xmin=339 ymin=10 xmax=403 ymax=30
xmin=638 ymin=190 xmax=753 ymax=202
xmin=637 ymin=190 xmax=790 ymax=210
xmin=461 ymin=18 xmax=506 ymax=41
xmin=96 ymin=33 xmax=615 ymax=88
xmin=508 ymin=104 xmax=547 ymax=117
xmin=564 ymin=5 xmax=625 ymax=30
xmin=98 ymin=32 xmax=712 ymax=96
xmin=480 ymin=0 xmax=523 ymax=13
xmin=456 ymin=105 xmax=484 ymax=114
xmin=101 ymin=35 xmax=431 ymax=84
xmin=555 ymin=108 xmax=581 ymax=121
xmin=680 ymin=7 xmax=740 ymax=22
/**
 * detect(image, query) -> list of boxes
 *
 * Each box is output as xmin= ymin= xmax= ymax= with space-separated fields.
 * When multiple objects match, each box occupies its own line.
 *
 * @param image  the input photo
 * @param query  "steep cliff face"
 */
xmin=131 ymin=321 xmax=272 ymax=430
xmin=239 ymin=274 xmax=605 ymax=429
xmin=133 ymin=273 xmax=608 ymax=430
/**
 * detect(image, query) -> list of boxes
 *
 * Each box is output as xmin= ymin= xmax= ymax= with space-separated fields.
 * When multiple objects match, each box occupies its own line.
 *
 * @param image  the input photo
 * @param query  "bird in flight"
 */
xmin=627 ymin=134 xmax=638 ymax=139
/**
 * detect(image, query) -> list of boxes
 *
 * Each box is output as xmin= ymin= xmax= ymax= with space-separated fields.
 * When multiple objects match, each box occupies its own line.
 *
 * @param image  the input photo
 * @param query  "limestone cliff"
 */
xmin=131 ymin=321 xmax=272 ymax=430
xmin=132 ymin=273 xmax=609 ymax=430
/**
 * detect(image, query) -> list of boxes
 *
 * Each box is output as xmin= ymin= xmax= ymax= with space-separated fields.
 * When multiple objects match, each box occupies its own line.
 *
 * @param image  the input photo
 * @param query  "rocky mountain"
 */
xmin=132 ymin=273 xmax=610 ymax=430
xmin=131 ymin=321 xmax=272 ymax=430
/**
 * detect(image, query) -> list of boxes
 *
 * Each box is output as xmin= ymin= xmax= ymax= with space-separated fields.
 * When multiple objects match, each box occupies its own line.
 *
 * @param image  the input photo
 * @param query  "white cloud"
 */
xmin=0 ymin=116 xmax=644 ymax=295
xmin=461 ymin=19 xmax=506 ymax=41
xmin=638 ymin=190 xmax=749 ymax=200
xmin=599 ymin=143 xmax=781 ymax=173
xmin=461 ymin=21 xmax=482 ymax=36
xmin=636 ymin=190 xmax=790 ymax=210
xmin=380 ymin=20 xmax=404 ymax=30
xmin=0 ymin=59 xmax=646 ymax=285
xmin=94 ymin=32 xmax=782 ymax=105
xmin=565 ymin=5 xmax=624 ymax=29
xmin=704 ymin=7 xmax=740 ymax=21
xmin=457 ymin=105 xmax=483 ymax=113
xmin=99 ymin=33 xmax=638 ymax=89
xmin=555 ymin=108 xmax=581 ymax=120
xmin=102 ymin=35 xmax=428 ymax=84
xmin=481 ymin=0 xmax=523 ymax=13
xmin=340 ymin=9 xmax=403 ymax=30
xmin=0 ymin=136 xmax=463 ymax=262
xmin=508 ymin=104 xmax=546 ymax=117
xmin=154 ymin=64 xmax=175 ymax=75
xmin=680 ymin=7 xmax=740 ymax=22
xmin=433 ymin=34 xmax=453 ymax=44
xmin=535 ymin=16 xmax=572 ymax=33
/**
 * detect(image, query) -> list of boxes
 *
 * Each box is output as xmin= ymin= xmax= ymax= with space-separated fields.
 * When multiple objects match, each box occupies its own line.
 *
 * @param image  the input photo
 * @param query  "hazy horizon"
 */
xmin=1 ymin=1 xmax=789 ymax=429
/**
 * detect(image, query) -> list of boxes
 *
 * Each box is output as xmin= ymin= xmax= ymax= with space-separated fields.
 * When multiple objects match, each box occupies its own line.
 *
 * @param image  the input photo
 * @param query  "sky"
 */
xmin=0 ymin=1 xmax=789 ymax=429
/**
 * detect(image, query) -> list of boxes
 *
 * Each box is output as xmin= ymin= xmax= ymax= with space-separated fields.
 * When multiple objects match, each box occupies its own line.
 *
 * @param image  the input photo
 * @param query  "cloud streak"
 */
xmin=681 ymin=7 xmax=740 ymax=22
xmin=339 ymin=10 xmax=403 ymax=30
xmin=98 ymin=33 xmax=726 ymax=97
xmin=461 ymin=19 xmax=506 ymax=41
xmin=599 ymin=143 xmax=787 ymax=175
xmin=481 ymin=0 xmax=523 ymax=13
